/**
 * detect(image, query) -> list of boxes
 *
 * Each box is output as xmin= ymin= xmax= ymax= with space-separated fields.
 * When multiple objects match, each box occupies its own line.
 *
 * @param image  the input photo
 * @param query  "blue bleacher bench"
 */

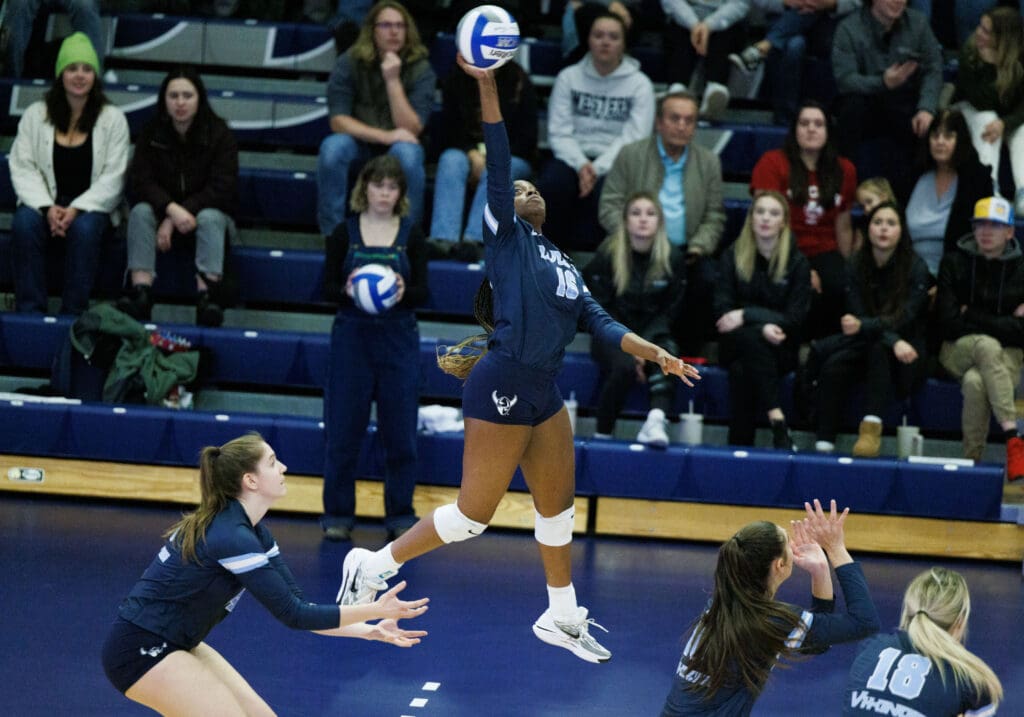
xmin=0 ymin=395 xmax=1004 ymax=522
xmin=0 ymin=312 xmax=982 ymax=435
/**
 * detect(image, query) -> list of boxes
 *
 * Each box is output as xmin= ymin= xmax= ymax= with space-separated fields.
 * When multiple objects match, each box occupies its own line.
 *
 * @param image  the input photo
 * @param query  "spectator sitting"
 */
xmin=3 ymin=1 xmax=104 ymax=79
xmin=904 ymin=108 xmax=993 ymax=279
xmin=321 ymin=155 xmax=428 ymax=542
xmin=832 ymin=0 xmax=943 ymax=198
xmin=429 ymin=59 xmax=536 ymax=259
xmin=729 ymin=0 xmax=861 ymax=124
xmin=952 ymin=6 xmax=1024 ymax=214
xmin=537 ymin=10 xmax=654 ymax=252
xmin=713 ymin=191 xmax=811 ymax=450
xmin=852 ymin=176 xmax=897 ymax=252
xmin=935 ymin=196 xmax=1024 ymax=476
xmin=750 ymin=100 xmax=856 ymax=339
xmin=316 ymin=1 xmax=435 ymax=237
xmin=561 ymin=1 xmax=638 ymax=62
xmin=600 ymin=90 xmax=725 ymax=354
xmin=118 ymin=66 xmax=239 ymax=327
xmin=660 ymin=0 xmax=750 ymax=121
xmin=811 ymin=202 xmax=931 ymax=456
xmin=582 ymin=192 xmax=687 ymax=446
xmin=9 ymin=32 xmax=128 ymax=315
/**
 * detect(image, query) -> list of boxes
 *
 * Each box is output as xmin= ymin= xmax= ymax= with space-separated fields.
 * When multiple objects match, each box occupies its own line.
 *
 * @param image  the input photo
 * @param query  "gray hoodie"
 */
xmin=547 ymin=52 xmax=655 ymax=176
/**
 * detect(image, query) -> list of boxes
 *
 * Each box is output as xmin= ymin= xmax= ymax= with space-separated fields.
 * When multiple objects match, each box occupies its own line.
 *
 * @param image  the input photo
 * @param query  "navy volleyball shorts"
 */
xmin=102 ymin=618 xmax=186 ymax=694
xmin=462 ymin=351 xmax=564 ymax=426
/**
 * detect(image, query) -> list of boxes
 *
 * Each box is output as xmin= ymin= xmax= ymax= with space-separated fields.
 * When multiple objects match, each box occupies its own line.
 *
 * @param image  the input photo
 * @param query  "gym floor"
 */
xmin=3 ymin=494 xmax=1022 ymax=716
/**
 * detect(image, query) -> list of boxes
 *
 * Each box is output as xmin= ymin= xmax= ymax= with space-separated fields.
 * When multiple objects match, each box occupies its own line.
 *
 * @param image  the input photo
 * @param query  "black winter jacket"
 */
xmin=128 ymin=112 xmax=238 ymax=218
xmin=936 ymin=234 xmax=1024 ymax=348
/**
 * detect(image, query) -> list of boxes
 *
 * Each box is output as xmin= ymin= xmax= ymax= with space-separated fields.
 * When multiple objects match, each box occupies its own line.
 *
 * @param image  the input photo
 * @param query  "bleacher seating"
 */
xmin=1 ymin=11 xmax=1019 ymax=553
xmin=0 ymin=311 xmax=982 ymax=435
xmin=0 ymin=394 xmax=1004 ymax=521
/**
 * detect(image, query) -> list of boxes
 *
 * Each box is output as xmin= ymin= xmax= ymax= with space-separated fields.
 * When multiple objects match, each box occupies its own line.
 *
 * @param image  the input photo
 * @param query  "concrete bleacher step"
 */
xmin=113 ymin=68 xmax=325 ymax=98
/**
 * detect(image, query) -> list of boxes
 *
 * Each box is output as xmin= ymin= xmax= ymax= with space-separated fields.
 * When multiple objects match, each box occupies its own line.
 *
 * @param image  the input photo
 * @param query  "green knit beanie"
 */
xmin=55 ymin=32 xmax=100 ymax=77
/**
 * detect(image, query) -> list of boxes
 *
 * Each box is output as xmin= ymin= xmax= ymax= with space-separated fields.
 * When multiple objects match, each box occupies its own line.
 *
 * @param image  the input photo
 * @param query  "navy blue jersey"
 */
xmin=844 ymin=631 xmax=996 ymax=716
xmin=662 ymin=562 xmax=879 ymax=716
xmin=481 ymin=121 xmax=628 ymax=375
xmin=117 ymin=499 xmax=338 ymax=648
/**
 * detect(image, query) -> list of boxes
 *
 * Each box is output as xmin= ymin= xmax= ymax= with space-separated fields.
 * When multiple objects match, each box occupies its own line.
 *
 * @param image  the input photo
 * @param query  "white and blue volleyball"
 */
xmin=351 ymin=263 xmax=399 ymax=314
xmin=456 ymin=5 xmax=520 ymax=69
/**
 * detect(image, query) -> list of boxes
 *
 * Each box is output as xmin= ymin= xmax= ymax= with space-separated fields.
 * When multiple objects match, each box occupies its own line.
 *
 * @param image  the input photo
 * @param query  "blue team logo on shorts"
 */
xmin=491 ymin=390 xmax=518 ymax=416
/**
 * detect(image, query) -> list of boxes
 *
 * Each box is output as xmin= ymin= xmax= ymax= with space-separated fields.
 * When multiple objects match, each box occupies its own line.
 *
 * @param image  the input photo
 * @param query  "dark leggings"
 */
xmin=591 ymin=334 xmax=678 ymax=434
xmin=663 ymin=21 xmax=746 ymax=87
xmin=719 ymin=325 xmax=796 ymax=446
xmin=816 ymin=337 xmax=923 ymax=441
xmin=806 ymin=250 xmax=848 ymax=340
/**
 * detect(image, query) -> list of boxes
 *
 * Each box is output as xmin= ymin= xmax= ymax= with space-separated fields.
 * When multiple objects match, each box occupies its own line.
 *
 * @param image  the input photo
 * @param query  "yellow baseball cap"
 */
xmin=972 ymin=196 xmax=1015 ymax=226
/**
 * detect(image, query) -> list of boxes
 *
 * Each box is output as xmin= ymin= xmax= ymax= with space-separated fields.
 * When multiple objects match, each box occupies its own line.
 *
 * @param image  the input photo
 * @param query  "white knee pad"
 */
xmin=534 ymin=506 xmax=575 ymax=547
xmin=433 ymin=503 xmax=487 ymax=544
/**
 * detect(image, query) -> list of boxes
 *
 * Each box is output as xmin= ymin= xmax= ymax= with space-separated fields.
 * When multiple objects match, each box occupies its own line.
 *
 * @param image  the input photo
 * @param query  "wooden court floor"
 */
xmin=2 ymin=493 xmax=1022 ymax=716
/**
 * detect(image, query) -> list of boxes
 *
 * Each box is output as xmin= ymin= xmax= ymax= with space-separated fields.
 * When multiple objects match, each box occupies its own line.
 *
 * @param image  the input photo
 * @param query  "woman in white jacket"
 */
xmin=537 ymin=10 xmax=654 ymax=252
xmin=9 ymin=32 xmax=129 ymax=315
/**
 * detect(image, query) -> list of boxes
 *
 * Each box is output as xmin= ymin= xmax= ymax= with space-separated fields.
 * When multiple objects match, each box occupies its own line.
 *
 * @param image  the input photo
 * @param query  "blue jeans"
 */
xmin=316 ymin=133 xmax=425 ymax=236
xmin=11 ymin=205 xmax=108 ymax=314
xmin=321 ymin=310 xmax=420 ymax=531
xmin=764 ymin=10 xmax=837 ymax=124
xmin=765 ymin=9 xmax=818 ymax=50
xmin=429 ymin=148 xmax=532 ymax=242
xmin=4 ymin=0 xmax=104 ymax=78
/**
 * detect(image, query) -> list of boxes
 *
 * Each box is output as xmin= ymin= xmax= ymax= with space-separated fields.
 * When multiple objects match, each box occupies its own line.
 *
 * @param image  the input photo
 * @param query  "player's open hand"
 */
xmin=789 ymin=517 xmax=829 ymax=576
xmin=456 ymin=52 xmax=493 ymax=81
xmin=367 ymin=618 xmax=428 ymax=647
xmin=374 ymin=580 xmax=429 ymax=621
xmin=801 ymin=499 xmax=848 ymax=555
xmin=656 ymin=350 xmax=702 ymax=387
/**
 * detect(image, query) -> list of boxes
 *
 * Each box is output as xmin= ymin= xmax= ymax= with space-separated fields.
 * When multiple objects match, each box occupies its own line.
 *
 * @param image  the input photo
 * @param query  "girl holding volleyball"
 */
xmin=101 ymin=433 xmax=428 ymax=715
xmin=661 ymin=499 xmax=880 ymax=715
xmin=335 ymin=50 xmax=700 ymax=663
xmin=320 ymin=154 xmax=429 ymax=542
xmin=843 ymin=567 xmax=1002 ymax=715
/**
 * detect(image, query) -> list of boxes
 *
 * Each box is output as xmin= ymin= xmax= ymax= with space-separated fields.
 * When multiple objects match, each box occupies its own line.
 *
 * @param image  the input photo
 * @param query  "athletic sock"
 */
xmin=366 ymin=544 xmax=403 ymax=582
xmin=862 ymin=415 xmax=882 ymax=424
xmin=547 ymin=583 xmax=578 ymax=619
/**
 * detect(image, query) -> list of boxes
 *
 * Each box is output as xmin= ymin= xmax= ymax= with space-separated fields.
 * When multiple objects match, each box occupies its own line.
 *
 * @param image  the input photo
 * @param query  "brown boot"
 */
xmin=852 ymin=420 xmax=882 ymax=458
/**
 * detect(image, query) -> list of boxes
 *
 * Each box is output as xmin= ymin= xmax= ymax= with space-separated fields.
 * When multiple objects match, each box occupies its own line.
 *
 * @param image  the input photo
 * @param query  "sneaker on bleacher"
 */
xmin=1007 ymin=435 xmax=1024 ymax=482
xmin=700 ymin=82 xmax=729 ymax=122
xmin=729 ymin=45 xmax=763 ymax=73
xmin=637 ymin=408 xmax=669 ymax=448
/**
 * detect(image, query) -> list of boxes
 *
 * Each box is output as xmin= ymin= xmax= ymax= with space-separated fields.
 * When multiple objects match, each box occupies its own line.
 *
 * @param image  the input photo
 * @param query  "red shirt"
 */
xmin=750 ymin=149 xmax=857 ymax=258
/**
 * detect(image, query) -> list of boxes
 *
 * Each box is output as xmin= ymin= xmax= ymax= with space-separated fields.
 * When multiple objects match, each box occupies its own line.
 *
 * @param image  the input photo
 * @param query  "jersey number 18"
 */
xmin=865 ymin=647 xmax=932 ymax=700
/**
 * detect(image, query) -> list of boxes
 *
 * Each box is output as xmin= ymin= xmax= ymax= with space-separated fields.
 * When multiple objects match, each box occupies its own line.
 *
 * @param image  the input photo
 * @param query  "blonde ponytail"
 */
xmin=901 ymin=568 xmax=1002 ymax=708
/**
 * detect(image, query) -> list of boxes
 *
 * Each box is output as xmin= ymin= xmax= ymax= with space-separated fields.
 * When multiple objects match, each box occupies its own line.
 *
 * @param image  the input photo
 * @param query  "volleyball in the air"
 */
xmin=456 ymin=5 xmax=520 ymax=69
xmin=351 ymin=263 xmax=399 ymax=314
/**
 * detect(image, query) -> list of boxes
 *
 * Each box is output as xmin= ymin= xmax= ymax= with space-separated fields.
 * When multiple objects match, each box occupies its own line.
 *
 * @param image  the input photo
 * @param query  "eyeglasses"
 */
xmin=375 ymin=21 xmax=406 ymax=31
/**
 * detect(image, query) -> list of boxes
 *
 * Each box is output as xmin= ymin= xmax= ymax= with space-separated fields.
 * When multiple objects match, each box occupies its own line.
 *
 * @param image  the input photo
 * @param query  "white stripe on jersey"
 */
xmin=785 ymin=610 xmax=814 ymax=648
xmin=266 ymin=542 xmax=280 ymax=559
xmin=966 ymin=704 xmax=997 ymax=717
xmin=220 ymin=551 xmax=269 ymax=574
xmin=484 ymin=203 xmax=498 ymax=235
